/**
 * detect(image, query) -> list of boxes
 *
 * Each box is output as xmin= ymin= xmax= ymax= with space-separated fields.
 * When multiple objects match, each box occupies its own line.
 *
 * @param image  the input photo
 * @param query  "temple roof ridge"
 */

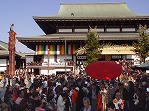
xmin=60 ymin=2 xmax=127 ymax=5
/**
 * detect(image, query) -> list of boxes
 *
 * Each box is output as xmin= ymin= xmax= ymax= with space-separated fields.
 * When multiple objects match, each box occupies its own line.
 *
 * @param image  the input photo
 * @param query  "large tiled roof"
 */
xmin=0 ymin=40 xmax=8 ymax=50
xmin=57 ymin=2 xmax=137 ymax=17
xmin=17 ymin=33 xmax=139 ymax=41
xmin=33 ymin=2 xmax=149 ymax=20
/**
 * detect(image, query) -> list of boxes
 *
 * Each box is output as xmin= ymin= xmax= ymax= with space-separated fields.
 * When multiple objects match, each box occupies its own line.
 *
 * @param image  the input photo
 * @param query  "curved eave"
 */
xmin=17 ymin=33 xmax=139 ymax=41
xmin=33 ymin=16 xmax=149 ymax=21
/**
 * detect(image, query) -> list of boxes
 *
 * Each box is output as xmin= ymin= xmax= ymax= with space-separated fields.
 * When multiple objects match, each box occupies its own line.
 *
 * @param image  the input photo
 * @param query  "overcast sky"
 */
xmin=0 ymin=0 xmax=149 ymax=52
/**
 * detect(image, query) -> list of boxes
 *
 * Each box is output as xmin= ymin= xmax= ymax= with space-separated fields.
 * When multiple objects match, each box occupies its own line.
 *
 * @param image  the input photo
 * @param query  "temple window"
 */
xmin=106 ymin=28 xmax=120 ymax=32
xmin=96 ymin=28 xmax=104 ymax=32
xmin=74 ymin=29 xmax=88 ymax=32
xmin=122 ymin=28 xmax=136 ymax=32
xmin=58 ymin=29 xmax=72 ymax=33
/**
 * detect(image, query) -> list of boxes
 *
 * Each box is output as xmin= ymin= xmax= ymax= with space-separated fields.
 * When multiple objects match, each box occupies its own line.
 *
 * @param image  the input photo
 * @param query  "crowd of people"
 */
xmin=0 ymin=60 xmax=149 ymax=111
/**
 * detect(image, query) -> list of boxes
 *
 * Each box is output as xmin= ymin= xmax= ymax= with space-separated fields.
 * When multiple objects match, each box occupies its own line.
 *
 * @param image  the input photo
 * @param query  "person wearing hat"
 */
xmin=71 ymin=87 xmax=79 ymax=111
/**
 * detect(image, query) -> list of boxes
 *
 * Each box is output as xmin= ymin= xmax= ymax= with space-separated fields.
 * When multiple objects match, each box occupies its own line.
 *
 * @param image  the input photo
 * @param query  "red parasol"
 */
xmin=85 ymin=61 xmax=122 ymax=80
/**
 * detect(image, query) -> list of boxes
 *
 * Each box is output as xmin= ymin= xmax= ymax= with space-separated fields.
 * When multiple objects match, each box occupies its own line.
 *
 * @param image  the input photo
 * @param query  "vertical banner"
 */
xmin=59 ymin=44 xmax=65 ymax=55
xmin=67 ymin=44 xmax=76 ymax=54
xmin=48 ymin=44 xmax=58 ymax=54
xmin=36 ymin=45 xmax=46 ymax=55
xmin=8 ymin=24 xmax=16 ymax=76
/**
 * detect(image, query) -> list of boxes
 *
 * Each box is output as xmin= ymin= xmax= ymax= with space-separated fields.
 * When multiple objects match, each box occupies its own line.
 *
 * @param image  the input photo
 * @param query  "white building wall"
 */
xmin=43 ymin=55 xmax=55 ymax=63
xmin=26 ymin=55 xmax=34 ymax=64
xmin=0 ymin=59 xmax=7 ymax=71
xmin=0 ymin=67 xmax=6 ymax=71
xmin=0 ymin=59 xmax=7 ymax=66
xmin=41 ymin=69 xmax=56 ymax=75
xmin=43 ymin=55 xmax=72 ymax=63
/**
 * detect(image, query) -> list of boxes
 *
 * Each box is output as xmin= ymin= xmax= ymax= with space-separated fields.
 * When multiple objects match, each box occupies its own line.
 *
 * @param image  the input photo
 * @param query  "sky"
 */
xmin=0 ymin=0 xmax=149 ymax=53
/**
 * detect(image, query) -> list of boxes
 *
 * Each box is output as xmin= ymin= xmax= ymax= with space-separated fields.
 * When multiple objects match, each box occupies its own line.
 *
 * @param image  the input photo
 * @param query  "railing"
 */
xmin=27 ymin=62 xmax=42 ymax=66
xmin=27 ymin=61 xmax=74 ymax=66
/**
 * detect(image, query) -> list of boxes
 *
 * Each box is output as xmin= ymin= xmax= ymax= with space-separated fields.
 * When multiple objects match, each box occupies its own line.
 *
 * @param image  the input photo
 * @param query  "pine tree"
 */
xmin=85 ymin=28 xmax=102 ymax=63
xmin=133 ymin=24 xmax=149 ymax=62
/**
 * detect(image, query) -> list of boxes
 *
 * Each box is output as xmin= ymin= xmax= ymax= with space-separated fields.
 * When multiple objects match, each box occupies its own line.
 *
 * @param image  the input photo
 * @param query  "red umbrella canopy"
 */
xmin=85 ymin=61 xmax=122 ymax=80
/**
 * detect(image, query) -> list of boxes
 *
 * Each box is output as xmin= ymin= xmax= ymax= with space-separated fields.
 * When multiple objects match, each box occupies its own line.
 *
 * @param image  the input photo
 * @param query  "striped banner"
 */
xmin=67 ymin=44 xmax=76 ymax=54
xmin=48 ymin=44 xmax=57 ymax=54
xmin=58 ymin=44 xmax=65 ymax=55
xmin=36 ymin=45 xmax=46 ymax=55
xmin=36 ymin=44 xmax=84 ymax=55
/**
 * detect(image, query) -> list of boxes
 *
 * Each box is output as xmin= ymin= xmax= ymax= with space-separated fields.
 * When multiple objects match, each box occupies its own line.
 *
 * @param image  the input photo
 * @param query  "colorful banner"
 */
xmin=36 ymin=45 xmax=46 ymax=55
xmin=58 ymin=44 xmax=65 ymax=55
xmin=36 ymin=44 xmax=84 ymax=55
xmin=48 ymin=44 xmax=58 ymax=54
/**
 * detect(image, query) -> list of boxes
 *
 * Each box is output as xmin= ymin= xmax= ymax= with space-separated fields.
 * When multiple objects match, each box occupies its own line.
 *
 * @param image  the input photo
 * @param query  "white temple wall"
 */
xmin=0 ymin=59 xmax=7 ymax=72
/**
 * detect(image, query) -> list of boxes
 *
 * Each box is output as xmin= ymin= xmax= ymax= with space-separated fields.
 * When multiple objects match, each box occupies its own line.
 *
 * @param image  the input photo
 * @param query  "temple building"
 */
xmin=0 ymin=40 xmax=26 ymax=74
xmin=17 ymin=2 xmax=149 ymax=75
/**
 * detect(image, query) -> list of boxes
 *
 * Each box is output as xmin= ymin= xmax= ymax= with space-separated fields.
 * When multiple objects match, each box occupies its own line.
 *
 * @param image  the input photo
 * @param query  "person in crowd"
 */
xmin=0 ymin=103 xmax=9 ymax=111
xmin=31 ymin=91 xmax=40 ymax=111
xmin=113 ymin=83 xmax=124 ymax=99
xmin=76 ymin=80 xmax=85 ymax=111
xmin=145 ymin=88 xmax=149 ymax=111
xmin=100 ymin=85 xmax=107 ymax=110
xmin=107 ymin=102 xmax=116 ymax=111
xmin=41 ymin=88 xmax=48 ymax=103
xmin=15 ymin=89 xmax=24 ymax=105
xmin=112 ymin=92 xmax=125 ymax=111
xmin=107 ymin=84 xmax=115 ymax=102
xmin=19 ymin=98 xmax=30 ymax=111
xmin=45 ymin=95 xmax=57 ymax=111
xmin=96 ymin=91 xmax=102 ymax=111
xmin=43 ymin=78 xmax=48 ymax=88
xmin=4 ymin=86 xmax=13 ymax=103
xmin=57 ymin=92 xmax=67 ymax=111
xmin=6 ymin=94 xmax=15 ymax=111
xmin=12 ymin=83 xmax=20 ymax=101
xmin=87 ymin=83 xmax=98 ymax=111
xmin=35 ymin=100 xmax=46 ymax=111
xmin=80 ymin=97 xmax=95 ymax=111
xmin=71 ymin=87 xmax=79 ymax=111
xmin=128 ymin=81 xmax=135 ymax=111
xmin=63 ymin=87 xmax=72 ymax=111
xmin=2 ymin=75 xmax=7 ymax=88
xmin=122 ymin=82 xmax=129 ymax=110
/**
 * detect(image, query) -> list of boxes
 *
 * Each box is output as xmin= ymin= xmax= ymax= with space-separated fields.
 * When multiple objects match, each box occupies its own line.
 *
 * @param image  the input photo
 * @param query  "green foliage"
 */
xmin=133 ymin=24 xmax=149 ymax=62
xmin=85 ymin=28 xmax=102 ymax=63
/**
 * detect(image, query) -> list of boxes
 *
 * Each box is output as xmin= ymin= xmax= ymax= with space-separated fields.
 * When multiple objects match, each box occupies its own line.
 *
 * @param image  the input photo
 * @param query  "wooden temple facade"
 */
xmin=17 ymin=2 xmax=149 ymax=75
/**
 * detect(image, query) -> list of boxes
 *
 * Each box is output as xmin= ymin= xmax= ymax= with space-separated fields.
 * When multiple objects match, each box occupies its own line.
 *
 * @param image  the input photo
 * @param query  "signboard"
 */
xmin=77 ymin=56 xmax=86 ymax=60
